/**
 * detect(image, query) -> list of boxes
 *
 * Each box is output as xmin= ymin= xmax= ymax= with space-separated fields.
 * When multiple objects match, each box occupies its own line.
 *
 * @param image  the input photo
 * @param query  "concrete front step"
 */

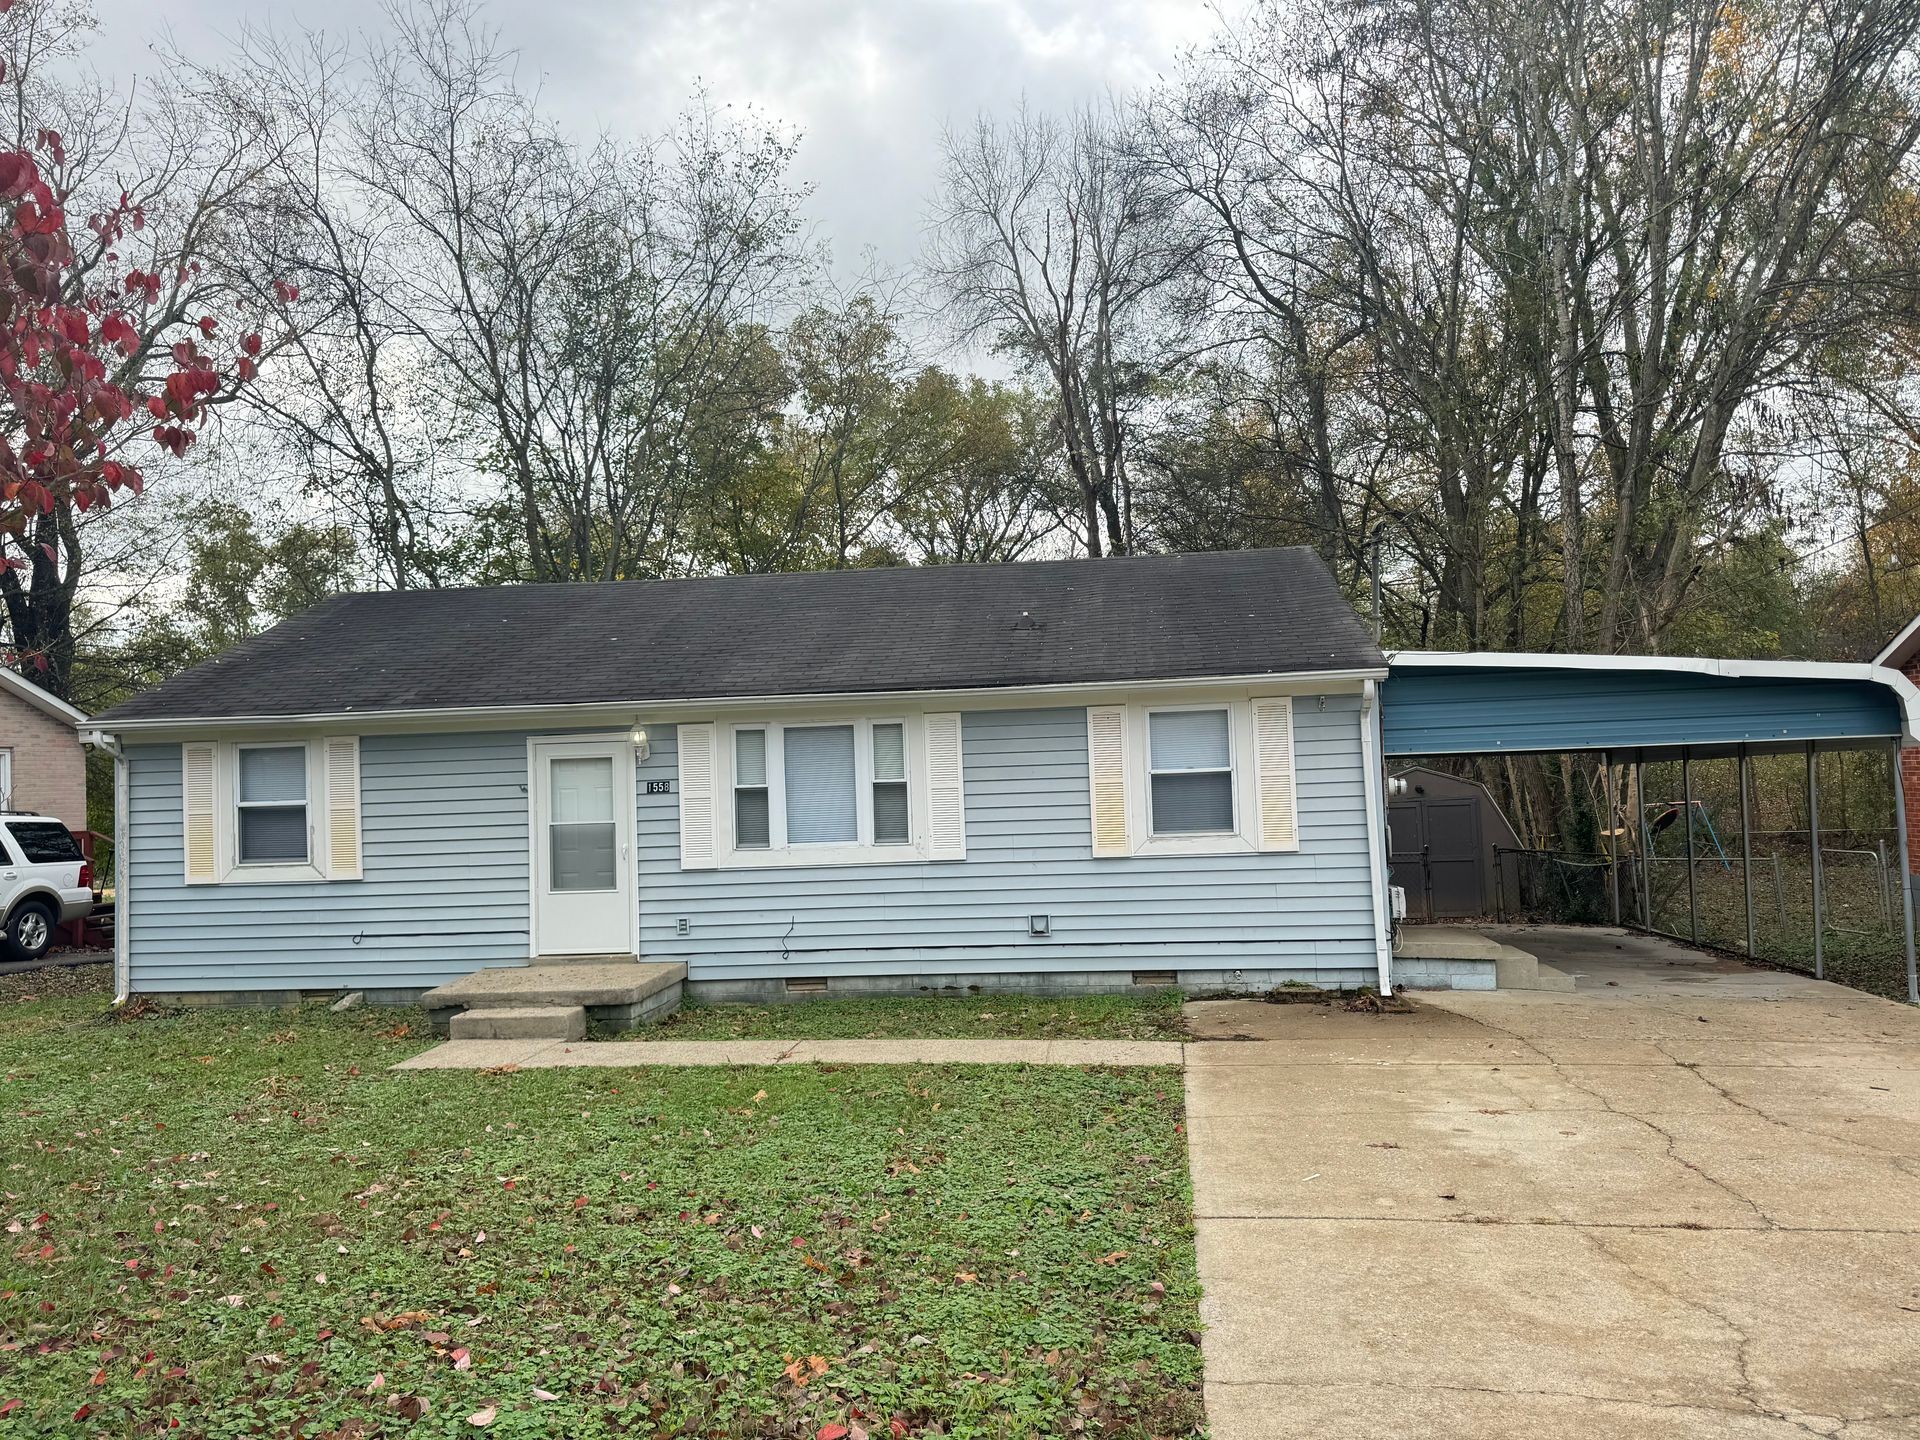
xmin=423 ymin=960 xmax=686 ymax=1036
xmin=450 ymin=1005 xmax=586 ymax=1041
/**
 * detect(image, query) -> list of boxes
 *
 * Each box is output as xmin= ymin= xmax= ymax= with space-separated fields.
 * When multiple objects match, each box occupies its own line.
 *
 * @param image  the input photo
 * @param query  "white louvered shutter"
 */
xmin=1086 ymin=705 xmax=1131 ymax=858
xmin=324 ymin=737 xmax=362 ymax=879
xmin=182 ymin=742 xmax=218 ymax=883
xmin=677 ymin=722 xmax=719 ymax=869
xmin=923 ymin=713 xmax=966 ymax=860
xmin=1252 ymin=696 xmax=1299 ymax=852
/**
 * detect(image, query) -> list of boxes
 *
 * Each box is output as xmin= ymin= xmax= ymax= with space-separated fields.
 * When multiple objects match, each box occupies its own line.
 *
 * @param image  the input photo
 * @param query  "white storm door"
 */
xmin=531 ymin=739 xmax=634 ymax=956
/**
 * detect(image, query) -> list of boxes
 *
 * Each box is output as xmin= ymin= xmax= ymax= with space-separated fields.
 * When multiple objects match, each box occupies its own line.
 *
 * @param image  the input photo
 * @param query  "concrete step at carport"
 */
xmin=1395 ymin=926 xmax=1577 ymax=992
xmin=423 ymin=960 xmax=686 ymax=1034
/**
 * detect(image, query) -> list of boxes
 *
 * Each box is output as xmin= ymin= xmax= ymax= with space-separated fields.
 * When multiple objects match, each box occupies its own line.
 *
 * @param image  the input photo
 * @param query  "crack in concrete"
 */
xmin=1192 ymin=1213 xmax=1920 ymax=1234
xmin=1437 ymin=1008 xmax=1780 ymax=1227
xmin=1656 ymin=1044 xmax=1920 ymax=1180
xmin=1576 ymin=1225 xmax=1838 ymax=1437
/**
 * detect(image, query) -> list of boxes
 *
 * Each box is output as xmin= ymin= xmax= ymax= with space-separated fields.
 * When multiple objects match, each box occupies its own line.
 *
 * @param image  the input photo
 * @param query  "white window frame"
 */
xmin=213 ymin=739 xmax=331 ymax=884
xmin=1143 ymin=703 xmax=1238 ymax=840
xmin=718 ymin=713 xmax=926 ymax=868
xmin=0 ymin=747 xmax=11 ymax=810
xmin=233 ymin=741 xmax=313 ymax=869
xmin=1124 ymin=699 xmax=1264 ymax=858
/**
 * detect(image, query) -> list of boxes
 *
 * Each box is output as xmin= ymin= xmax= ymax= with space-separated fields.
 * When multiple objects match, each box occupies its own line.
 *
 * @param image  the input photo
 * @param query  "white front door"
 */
xmin=531 ymin=738 xmax=635 ymax=957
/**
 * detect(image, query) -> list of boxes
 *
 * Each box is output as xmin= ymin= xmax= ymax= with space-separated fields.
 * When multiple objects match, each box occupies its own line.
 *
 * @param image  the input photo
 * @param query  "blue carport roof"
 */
xmin=1381 ymin=651 xmax=1920 ymax=759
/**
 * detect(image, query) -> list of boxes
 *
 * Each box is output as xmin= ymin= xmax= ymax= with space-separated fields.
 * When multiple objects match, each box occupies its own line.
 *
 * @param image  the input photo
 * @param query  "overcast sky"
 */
xmin=91 ymin=0 xmax=1222 ymax=276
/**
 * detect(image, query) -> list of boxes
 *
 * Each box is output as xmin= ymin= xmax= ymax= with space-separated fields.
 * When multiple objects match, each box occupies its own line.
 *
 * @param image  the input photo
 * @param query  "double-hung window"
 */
xmin=733 ymin=728 xmax=772 ymax=848
xmin=1085 ymin=694 xmax=1299 ymax=858
xmin=181 ymin=737 xmax=364 ymax=885
xmin=236 ymin=744 xmax=311 ymax=865
xmin=718 ymin=717 xmax=921 ymax=865
xmin=1146 ymin=707 xmax=1235 ymax=836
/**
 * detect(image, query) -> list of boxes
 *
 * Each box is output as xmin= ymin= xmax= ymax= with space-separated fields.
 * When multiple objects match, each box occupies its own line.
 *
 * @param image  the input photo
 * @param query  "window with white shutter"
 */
xmin=701 ymin=714 xmax=952 ymax=868
xmin=1087 ymin=705 xmax=1131 ymax=857
xmin=184 ymin=736 xmax=362 ymax=884
xmin=1092 ymin=693 xmax=1313 ymax=858
xmin=1251 ymin=696 xmax=1300 ymax=852
xmin=182 ymin=743 xmax=218 ymax=884
xmin=677 ymin=722 xmax=719 ymax=869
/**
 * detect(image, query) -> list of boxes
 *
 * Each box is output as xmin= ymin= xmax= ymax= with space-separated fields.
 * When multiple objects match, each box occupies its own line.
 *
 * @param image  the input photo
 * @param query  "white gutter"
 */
xmin=80 ymin=729 xmax=130 ymax=1007
xmin=1358 ymin=679 xmax=1393 ymax=994
xmin=1389 ymin=650 xmax=1920 ymax=746
xmin=96 ymin=665 xmax=1392 ymax=738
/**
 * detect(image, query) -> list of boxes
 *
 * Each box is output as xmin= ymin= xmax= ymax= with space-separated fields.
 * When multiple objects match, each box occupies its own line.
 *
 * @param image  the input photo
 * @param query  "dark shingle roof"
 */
xmin=98 ymin=548 xmax=1382 ymax=723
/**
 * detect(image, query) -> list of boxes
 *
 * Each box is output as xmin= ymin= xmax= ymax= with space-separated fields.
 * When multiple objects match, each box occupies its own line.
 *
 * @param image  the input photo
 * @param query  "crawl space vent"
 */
xmin=784 ymin=976 xmax=830 ymax=996
xmin=1131 ymin=970 xmax=1176 ymax=988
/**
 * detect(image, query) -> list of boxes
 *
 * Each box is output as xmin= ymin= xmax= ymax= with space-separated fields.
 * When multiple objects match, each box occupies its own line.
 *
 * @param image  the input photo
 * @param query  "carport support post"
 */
xmin=1807 ymin=742 xmax=1825 ymax=981
xmin=1739 ymin=748 xmax=1756 ymax=959
xmin=1893 ymin=743 xmax=1919 ymax=1005
xmin=1635 ymin=759 xmax=1652 ymax=929
xmin=1683 ymin=749 xmax=1700 ymax=942
xmin=1603 ymin=750 xmax=1621 ymax=925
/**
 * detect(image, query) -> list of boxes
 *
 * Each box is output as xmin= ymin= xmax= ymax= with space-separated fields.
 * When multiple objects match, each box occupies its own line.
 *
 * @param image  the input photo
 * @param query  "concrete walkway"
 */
xmin=393 ymin=1036 xmax=1186 ymax=1069
xmin=1187 ymin=926 xmax=1920 ymax=1439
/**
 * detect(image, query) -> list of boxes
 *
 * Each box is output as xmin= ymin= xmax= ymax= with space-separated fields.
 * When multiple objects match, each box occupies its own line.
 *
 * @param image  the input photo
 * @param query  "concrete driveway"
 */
xmin=1185 ymin=926 xmax=1920 ymax=1438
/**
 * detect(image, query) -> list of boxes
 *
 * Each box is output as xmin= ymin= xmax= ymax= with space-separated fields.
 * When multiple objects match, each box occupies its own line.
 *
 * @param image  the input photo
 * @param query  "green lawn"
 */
xmin=635 ymin=992 xmax=1190 ymax=1043
xmin=0 ymin=980 xmax=1203 ymax=1439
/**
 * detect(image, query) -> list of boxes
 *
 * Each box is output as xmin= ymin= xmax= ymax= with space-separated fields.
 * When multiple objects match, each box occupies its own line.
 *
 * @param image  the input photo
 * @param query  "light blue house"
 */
xmin=89 ymin=550 xmax=1400 ymax=1015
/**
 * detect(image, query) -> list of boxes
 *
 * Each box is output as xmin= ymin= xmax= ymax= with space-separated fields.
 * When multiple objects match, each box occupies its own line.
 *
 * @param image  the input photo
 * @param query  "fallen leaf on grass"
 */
xmin=531 ymin=1387 xmax=558 ymax=1401
xmin=468 ymin=1405 xmax=496 ymax=1426
xmin=1095 ymin=1251 xmax=1129 ymax=1265
xmin=783 ymin=1354 xmax=830 ymax=1387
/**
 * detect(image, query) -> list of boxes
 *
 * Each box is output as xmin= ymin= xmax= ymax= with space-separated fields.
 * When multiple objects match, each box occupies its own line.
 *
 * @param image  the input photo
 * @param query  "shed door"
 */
xmin=531 ymin=738 xmax=635 ymax=957
xmin=1387 ymin=802 xmax=1431 ymax=922
xmin=1422 ymin=798 xmax=1484 ymax=918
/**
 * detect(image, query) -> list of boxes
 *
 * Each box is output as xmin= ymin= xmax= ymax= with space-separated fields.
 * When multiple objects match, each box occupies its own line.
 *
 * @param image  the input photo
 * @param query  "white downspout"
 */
xmin=82 ymin=730 xmax=130 ymax=1006
xmin=1358 ymin=680 xmax=1393 ymax=994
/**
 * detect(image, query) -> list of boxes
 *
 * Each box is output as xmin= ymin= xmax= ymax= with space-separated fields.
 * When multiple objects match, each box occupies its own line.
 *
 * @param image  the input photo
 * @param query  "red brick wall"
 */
xmin=0 ymin=687 xmax=86 ymax=829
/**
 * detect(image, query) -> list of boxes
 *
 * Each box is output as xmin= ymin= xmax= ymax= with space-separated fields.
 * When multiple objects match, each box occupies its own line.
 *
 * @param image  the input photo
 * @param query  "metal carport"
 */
xmin=1379 ymin=652 xmax=1920 ymax=1003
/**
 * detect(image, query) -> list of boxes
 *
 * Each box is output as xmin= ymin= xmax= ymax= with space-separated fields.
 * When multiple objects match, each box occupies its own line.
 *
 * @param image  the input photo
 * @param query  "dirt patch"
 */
xmin=0 ymin=958 xmax=110 ymax=1005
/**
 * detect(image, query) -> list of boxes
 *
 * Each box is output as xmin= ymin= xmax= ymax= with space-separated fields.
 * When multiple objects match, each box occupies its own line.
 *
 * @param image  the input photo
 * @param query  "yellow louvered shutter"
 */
xmin=1087 ymin=705 xmax=1131 ymax=857
xmin=677 ymin=722 xmax=718 ymax=869
xmin=1252 ymin=696 xmax=1299 ymax=851
xmin=923 ymin=713 xmax=966 ymax=860
xmin=324 ymin=737 xmax=362 ymax=879
xmin=182 ymin=742 xmax=217 ymax=883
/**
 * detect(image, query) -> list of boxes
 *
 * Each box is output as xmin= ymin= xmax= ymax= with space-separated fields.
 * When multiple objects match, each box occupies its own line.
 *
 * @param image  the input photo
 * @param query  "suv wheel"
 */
xmin=4 ymin=900 xmax=55 ymax=963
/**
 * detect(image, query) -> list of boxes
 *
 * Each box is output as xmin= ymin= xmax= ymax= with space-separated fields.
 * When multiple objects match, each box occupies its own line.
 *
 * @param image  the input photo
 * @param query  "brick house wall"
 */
xmin=0 ymin=684 xmax=87 ymax=829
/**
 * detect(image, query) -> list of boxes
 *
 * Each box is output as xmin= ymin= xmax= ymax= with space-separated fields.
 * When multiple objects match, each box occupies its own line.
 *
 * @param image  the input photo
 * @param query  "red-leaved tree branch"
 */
xmin=0 ymin=132 xmax=281 ymax=554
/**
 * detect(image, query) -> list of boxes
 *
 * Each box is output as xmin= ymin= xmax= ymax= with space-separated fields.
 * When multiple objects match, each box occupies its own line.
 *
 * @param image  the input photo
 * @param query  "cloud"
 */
xmin=91 ymin=0 xmax=1218 ymax=271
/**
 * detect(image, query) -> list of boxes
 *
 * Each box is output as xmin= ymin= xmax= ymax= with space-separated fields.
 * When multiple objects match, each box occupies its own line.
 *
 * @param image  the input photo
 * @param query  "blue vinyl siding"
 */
xmin=123 ymin=697 xmax=1379 ymax=993
xmin=125 ymin=732 xmax=533 ymax=992
xmin=1383 ymin=667 xmax=1902 ymax=756
xmin=636 ymin=700 xmax=1377 ymax=982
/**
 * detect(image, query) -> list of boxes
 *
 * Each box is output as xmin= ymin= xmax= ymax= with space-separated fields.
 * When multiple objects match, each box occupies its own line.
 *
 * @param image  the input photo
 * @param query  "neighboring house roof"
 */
xmin=1874 ymin=612 xmax=1920 ymax=671
xmin=0 ymin=665 xmax=88 ymax=727
xmin=97 ymin=548 xmax=1385 ymax=725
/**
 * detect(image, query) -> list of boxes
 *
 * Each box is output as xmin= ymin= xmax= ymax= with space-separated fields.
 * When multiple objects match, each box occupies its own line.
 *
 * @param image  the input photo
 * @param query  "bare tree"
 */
xmin=927 ymin=103 xmax=1190 ymax=557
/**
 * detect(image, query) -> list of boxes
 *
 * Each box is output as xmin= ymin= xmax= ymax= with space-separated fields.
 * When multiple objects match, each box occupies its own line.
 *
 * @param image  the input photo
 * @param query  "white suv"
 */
xmin=0 ymin=814 xmax=94 ymax=962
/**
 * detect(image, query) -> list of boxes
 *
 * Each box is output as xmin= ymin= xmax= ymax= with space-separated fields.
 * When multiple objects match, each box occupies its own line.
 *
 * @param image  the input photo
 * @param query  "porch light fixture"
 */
xmin=630 ymin=723 xmax=650 ymax=760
